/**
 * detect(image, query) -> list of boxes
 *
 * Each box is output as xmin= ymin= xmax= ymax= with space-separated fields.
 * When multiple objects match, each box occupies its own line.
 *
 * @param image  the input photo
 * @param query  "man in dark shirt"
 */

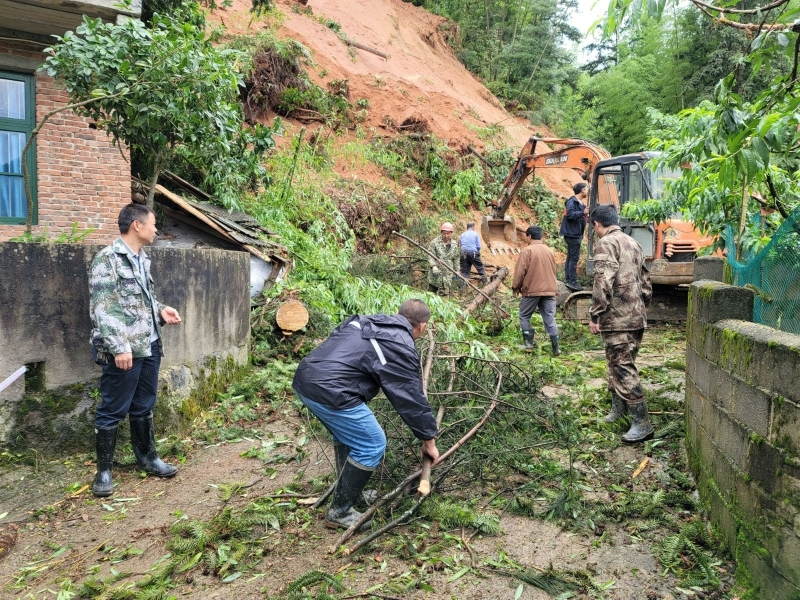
xmin=292 ymin=299 xmax=439 ymax=529
xmin=559 ymin=182 xmax=589 ymax=291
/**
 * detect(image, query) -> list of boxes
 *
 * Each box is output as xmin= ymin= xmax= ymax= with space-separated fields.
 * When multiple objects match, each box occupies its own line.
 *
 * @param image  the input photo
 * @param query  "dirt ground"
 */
xmin=209 ymin=0 xmax=584 ymax=200
xmin=0 ymin=329 xmax=735 ymax=600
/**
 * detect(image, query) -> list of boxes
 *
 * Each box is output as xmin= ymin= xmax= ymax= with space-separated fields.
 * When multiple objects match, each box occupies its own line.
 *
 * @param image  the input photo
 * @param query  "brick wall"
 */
xmin=686 ymin=280 xmax=800 ymax=598
xmin=0 ymin=40 xmax=130 ymax=243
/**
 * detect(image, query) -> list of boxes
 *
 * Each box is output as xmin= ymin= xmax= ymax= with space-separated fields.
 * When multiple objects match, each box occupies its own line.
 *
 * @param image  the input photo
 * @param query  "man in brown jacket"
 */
xmin=589 ymin=204 xmax=653 ymax=443
xmin=512 ymin=225 xmax=560 ymax=355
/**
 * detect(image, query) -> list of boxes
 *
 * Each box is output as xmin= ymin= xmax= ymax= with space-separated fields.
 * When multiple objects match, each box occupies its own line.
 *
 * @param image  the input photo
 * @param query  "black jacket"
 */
xmin=292 ymin=314 xmax=438 ymax=440
xmin=559 ymin=195 xmax=586 ymax=238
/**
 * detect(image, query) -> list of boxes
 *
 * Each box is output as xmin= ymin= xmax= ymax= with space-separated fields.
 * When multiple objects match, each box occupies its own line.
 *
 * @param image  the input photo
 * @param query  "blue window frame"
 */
xmin=0 ymin=70 xmax=36 ymax=224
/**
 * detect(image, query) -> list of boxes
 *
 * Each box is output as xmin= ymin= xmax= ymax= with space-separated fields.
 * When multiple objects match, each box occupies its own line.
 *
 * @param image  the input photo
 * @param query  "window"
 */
xmin=0 ymin=71 xmax=36 ymax=224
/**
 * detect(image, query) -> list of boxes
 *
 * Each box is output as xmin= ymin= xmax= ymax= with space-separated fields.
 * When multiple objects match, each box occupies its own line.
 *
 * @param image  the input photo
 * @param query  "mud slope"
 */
xmin=214 ymin=0 xmax=584 ymax=197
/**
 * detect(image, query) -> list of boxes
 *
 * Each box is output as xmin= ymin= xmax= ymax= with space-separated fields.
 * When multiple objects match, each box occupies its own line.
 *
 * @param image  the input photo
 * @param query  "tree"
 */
xmin=41 ymin=3 xmax=276 ymax=208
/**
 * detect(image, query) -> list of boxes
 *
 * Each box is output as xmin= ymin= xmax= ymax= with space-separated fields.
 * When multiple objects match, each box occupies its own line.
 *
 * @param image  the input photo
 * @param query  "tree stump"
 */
xmin=275 ymin=300 xmax=309 ymax=335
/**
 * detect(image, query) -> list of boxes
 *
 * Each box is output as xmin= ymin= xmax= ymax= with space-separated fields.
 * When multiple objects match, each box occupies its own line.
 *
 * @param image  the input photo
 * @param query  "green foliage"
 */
xmin=43 ymin=4 xmax=276 ymax=207
xmin=282 ymin=569 xmax=343 ymax=600
xmin=658 ymin=520 xmax=722 ymax=587
xmin=9 ymin=222 xmax=96 ymax=243
xmin=419 ymin=0 xmax=582 ymax=112
xmin=425 ymin=498 xmax=501 ymax=534
xmin=640 ymin=72 xmax=800 ymax=257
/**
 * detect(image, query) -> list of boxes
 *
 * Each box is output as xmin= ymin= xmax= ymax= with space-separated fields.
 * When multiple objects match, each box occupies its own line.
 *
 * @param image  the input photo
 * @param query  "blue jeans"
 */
xmin=94 ymin=340 xmax=161 ymax=428
xmin=297 ymin=394 xmax=386 ymax=467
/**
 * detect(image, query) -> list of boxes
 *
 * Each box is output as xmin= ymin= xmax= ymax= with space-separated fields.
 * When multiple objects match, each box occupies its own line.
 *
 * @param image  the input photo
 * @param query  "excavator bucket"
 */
xmin=481 ymin=215 xmax=519 ymax=255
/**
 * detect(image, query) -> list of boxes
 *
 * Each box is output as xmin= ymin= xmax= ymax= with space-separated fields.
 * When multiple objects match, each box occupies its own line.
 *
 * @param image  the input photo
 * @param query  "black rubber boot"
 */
xmin=621 ymin=401 xmax=654 ymax=443
xmin=604 ymin=392 xmax=628 ymax=423
xmin=129 ymin=414 xmax=178 ymax=478
xmin=481 ymin=275 xmax=489 ymax=286
xmin=92 ymin=426 xmax=118 ymax=497
xmin=333 ymin=442 xmax=377 ymax=505
xmin=325 ymin=457 xmax=375 ymax=530
xmin=549 ymin=334 xmax=561 ymax=356
xmin=519 ymin=330 xmax=534 ymax=351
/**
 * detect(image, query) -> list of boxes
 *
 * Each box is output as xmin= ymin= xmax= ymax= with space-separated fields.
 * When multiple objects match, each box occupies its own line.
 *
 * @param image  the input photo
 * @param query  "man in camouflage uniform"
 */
xmin=89 ymin=204 xmax=182 ymax=497
xmin=427 ymin=222 xmax=460 ymax=296
xmin=588 ymin=204 xmax=654 ymax=443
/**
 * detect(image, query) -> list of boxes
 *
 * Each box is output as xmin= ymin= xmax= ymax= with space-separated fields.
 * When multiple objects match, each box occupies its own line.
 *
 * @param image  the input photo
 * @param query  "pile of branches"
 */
xmin=321 ymin=329 xmax=553 ymax=555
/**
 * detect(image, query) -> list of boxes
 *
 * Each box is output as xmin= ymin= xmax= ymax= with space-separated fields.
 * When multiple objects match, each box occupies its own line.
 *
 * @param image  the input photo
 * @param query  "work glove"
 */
xmin=431 ymin=266 xmax=440 ymax=276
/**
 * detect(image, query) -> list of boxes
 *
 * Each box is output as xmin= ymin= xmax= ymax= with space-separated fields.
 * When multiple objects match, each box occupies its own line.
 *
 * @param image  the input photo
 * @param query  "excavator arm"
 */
xmin=490 ymin=137 xmax=610 ymax=220
xmin=482 ymin=137 xmax=610 ymax=254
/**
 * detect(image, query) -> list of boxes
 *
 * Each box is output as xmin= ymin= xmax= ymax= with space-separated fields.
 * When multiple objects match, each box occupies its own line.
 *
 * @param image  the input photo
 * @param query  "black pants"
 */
xmin=564 ymin=236 xmax=582 ymax=287
xmin=94 ymin=340 xmax=161 ymax=428
xmin=460 ymin=251 xmax=487 ymax=280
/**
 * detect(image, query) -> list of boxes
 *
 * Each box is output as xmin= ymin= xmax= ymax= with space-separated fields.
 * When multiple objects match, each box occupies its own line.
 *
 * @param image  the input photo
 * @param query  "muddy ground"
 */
xmin=0 ymin=327 xmax=736 ymax=600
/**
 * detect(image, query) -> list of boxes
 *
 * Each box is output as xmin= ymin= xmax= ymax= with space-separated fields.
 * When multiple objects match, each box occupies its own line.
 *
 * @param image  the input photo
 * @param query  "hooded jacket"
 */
xmin=292 ymin=314 xmax=437 ymax=440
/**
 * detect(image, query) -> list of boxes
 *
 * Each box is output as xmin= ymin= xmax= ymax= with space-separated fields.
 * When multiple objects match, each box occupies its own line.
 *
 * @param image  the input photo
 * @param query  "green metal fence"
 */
xmin=725 ymin=209 xmax=800 ymax=335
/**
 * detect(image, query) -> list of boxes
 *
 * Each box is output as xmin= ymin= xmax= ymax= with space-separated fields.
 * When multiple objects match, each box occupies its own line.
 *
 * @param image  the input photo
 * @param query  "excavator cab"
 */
xmin=563 ymin=153 xmax=715 ymax=322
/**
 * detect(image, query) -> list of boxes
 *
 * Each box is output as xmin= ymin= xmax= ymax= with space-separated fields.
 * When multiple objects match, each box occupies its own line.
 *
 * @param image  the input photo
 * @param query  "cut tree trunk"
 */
xmin=465 ymin=267 xmax=509 ymax=315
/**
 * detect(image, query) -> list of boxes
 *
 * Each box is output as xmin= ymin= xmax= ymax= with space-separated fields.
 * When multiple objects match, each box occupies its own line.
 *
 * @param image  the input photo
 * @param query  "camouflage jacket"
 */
xmin=590 ymin=226 xmax=652 ymax=331
xmin=89 ymin=238 xmax=165 ymax=359
xmin=426 ymin=237 xmax=460 ymax=287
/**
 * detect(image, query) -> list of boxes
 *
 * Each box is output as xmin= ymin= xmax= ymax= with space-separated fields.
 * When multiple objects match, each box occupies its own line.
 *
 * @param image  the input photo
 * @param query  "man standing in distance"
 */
xmin=89 ymin=204 xmax=182 ymax=497
xmin=560 ymin=182 xmax=589 ymax=291
xmin=511 ymin=225 xmax=560 ymax=355
xmin=427 ymin=222 xmax=460 ymax=296
xmin=292 ymin=299 xmax=439 ymax=529
xmin=588 ymin=204 xmax=654 ymax=443
xmin=459 ymin=222 xmax=489 ymax=286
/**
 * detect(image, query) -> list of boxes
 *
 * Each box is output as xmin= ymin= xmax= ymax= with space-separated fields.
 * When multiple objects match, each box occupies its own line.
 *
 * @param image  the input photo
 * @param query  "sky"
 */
xmin=569 ymin=0 xmax=607 ymax=44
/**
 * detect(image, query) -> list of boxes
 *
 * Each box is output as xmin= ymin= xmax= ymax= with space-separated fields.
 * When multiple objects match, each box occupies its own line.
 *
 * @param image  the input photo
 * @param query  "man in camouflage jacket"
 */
xmin=89 ymin=203 xmax=182 ymax=497
xmin=588 ymin=204 xmax=654 ymax=443
xmin=427 ymin=222 xmax=460 ymax=296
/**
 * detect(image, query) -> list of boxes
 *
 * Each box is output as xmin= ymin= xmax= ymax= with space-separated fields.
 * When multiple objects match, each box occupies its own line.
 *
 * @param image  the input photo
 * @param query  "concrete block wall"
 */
xmin=686 ymin=280 xmax=800 ymax=598
xmin=0 ymin=40 xmax=130 ymax=243
xmin=0 ymin=243 xmax=250 ymax=452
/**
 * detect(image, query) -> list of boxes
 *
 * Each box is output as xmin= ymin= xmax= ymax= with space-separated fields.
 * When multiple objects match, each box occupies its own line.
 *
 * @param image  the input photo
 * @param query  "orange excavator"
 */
xmin=481 ymin=137 xmax=610 ymax=254
xmin=483 ymin=138 xmax=716 ymax=321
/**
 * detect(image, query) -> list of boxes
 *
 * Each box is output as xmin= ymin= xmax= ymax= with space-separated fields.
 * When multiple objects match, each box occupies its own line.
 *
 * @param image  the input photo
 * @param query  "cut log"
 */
xmin=464 ymin=267 xmax=509 ymax=315
xmin=276 ymin=300 xmax=309 ymax=335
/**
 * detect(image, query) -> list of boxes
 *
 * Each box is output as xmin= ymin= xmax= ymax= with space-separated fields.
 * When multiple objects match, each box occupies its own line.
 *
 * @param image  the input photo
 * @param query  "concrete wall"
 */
xmin=686 ymin=280 xmax=800 ymax=598
xmin=0 ymin=242 xmax=250 ymax=451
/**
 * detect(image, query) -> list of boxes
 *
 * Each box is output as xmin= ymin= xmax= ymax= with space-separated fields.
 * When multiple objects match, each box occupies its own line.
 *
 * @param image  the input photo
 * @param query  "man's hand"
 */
xmin=161 ymin=306 xmax=182 ymax=325
xmin=115 ymin=352 xmax=133 ymax=371
xmin=589 ymin=321 xmax=601 ymax=335
xmin=422 ymin=439 xmax=440 ymax=464
xmin=431 ymin=266 xmax=440 ymax=276
xmin=583 ymin=207 xmax=589 ymax=215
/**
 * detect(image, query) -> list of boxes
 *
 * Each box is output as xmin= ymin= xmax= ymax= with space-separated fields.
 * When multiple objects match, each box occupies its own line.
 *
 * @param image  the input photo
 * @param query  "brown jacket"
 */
xmin=512 ymin=240 xmax=557 ymax=297
xmin=590 ymin=226 xmax=653 ymax=331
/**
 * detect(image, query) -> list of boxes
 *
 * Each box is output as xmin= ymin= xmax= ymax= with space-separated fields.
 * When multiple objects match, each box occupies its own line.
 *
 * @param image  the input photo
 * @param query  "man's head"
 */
xmin=440 ymin=222 xmax=454 ymax=243
xmin=119 ymin=203 xmax=157 ymax=246
xmin=590 ymin=204 xmax=619 ymax=238
xmin=398 ymin=298 xmax=431 ymax=340
xmin=524 ymin=225 xmax=543 ymax=242
xmin=573 ymin=182 xmax=588 ymax=198
xmin=465 ymin=222 xmax=475 ymax=230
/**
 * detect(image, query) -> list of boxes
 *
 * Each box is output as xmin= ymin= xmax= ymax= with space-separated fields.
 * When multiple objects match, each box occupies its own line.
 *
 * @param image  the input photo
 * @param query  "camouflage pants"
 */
xmin=602 ymin=329 xmax=645 ymax=405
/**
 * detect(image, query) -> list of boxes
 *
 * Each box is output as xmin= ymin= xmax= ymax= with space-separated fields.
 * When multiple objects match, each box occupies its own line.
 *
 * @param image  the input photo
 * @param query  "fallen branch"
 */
xmin=464 ymin=267 xmax=509 ymax=314
xmin=343 ymin=39 xmax=390 ymax=59
xmin=392 ymin=231 xmax=511 ymax=318
xmin=418 ymin=327 xmax=438 ymax=496
xmin=331 ymin=371 xmax=502 ymax=552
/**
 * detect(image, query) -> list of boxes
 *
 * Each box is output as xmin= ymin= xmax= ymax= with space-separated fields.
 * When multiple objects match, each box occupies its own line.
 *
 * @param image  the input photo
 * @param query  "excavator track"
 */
xmin=562 ymin=285 xmax=689 ymax=323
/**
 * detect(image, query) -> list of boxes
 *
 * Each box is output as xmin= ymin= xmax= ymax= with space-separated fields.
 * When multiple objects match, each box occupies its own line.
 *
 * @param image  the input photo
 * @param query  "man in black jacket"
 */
xmin=559 ymin=182 xmax=589 ymax=291
xmin=292 ymin=299 xmax=440 ymax=529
